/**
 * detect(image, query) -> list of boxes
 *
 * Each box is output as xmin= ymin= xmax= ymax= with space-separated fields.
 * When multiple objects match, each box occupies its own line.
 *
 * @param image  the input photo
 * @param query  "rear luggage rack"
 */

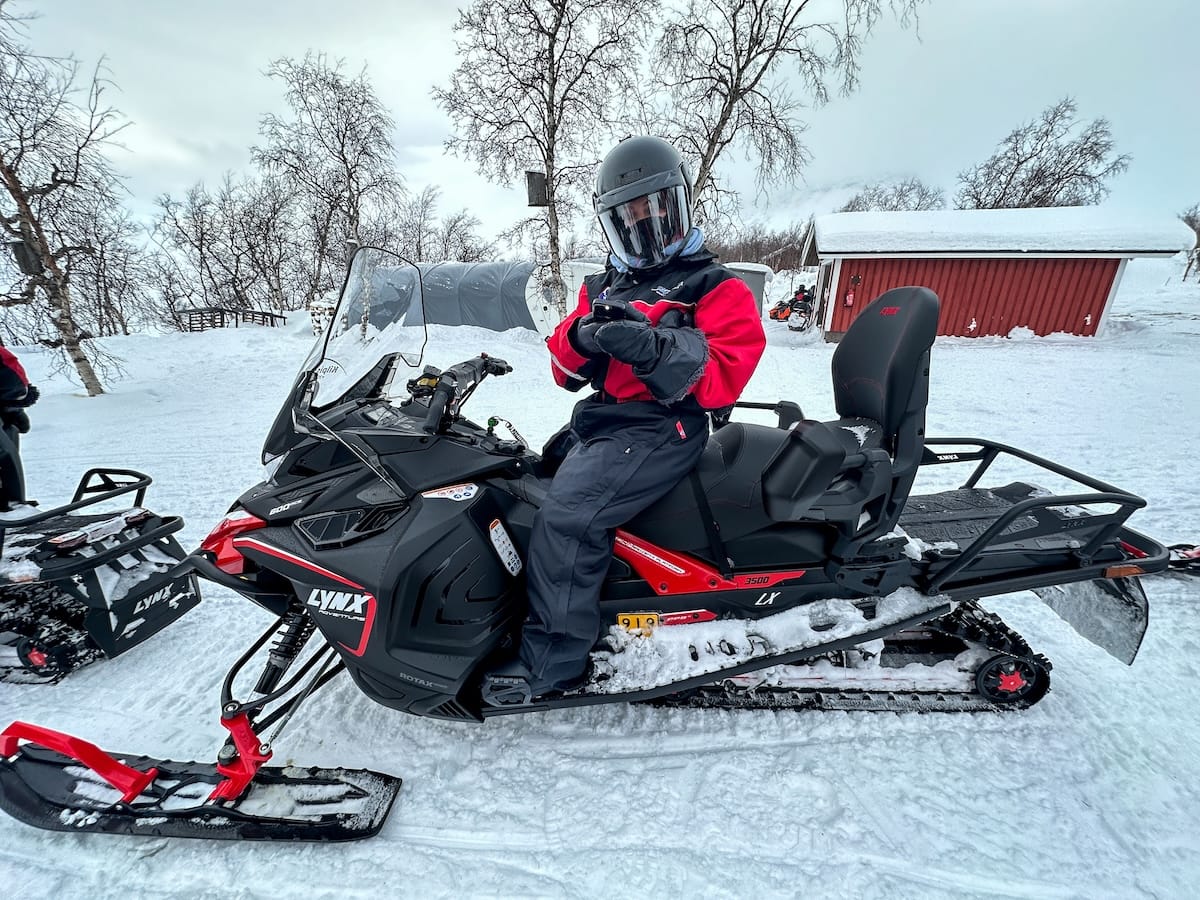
xmin=0 ymin=468 xmax=152 ymax=533
xmin=912 ymin=438 xmax=1169 ymax=596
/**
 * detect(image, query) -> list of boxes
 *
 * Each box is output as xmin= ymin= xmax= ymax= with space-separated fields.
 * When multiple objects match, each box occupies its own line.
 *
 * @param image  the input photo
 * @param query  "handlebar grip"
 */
xmin=423 ymin=382 xmax=454 ymax=434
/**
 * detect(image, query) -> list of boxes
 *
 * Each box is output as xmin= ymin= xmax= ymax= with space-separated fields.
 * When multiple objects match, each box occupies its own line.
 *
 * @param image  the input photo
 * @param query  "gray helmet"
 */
xmin=594 ymin=136 xmax=693 ymax=270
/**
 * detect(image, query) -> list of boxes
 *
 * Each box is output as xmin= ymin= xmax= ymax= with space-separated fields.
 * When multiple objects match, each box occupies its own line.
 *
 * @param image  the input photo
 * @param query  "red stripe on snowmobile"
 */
xmin=232 ymin=537 xmax=376 ymax=657
xmin=1119 ymin=540 xmax=1148 ymax=559
xmin=0 ymin=722 xmax=158 ymax=803
xmin=613 ymin=530 xmax=806 ymax=596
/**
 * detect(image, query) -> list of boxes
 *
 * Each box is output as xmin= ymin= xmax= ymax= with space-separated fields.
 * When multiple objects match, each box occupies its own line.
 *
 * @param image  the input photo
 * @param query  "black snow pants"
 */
xmin=0 ymin=422 xmax=25 ymax=508
xmin=519 ymin=396 xmax=709 ymax=690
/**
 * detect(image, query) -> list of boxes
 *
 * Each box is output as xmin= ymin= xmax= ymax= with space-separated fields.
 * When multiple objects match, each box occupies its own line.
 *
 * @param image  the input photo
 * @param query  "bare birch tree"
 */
xmin=1181 ymin=204 xmax=1199 ymax=282
xmin=839 ymin=176 xmax=945 ymax=212
xmin=253 ymin=53 xmax=404 ymax=311
xmin=645 ymin=0 xmax=923 ymax=224
xmin=397 ymin=185 xmax=442 ymax=262
xmin=151 ymin=173 xmax=303 ymax=315
xmin=955 ymin=98 xmax=1131 ymax=210
xmin=433 ymin=0 xmax=656 ymax=316
xmin=1 ymin=2 xmax=133 ymax=394
xmin=396 ymin=185 xmax=495 ymax=262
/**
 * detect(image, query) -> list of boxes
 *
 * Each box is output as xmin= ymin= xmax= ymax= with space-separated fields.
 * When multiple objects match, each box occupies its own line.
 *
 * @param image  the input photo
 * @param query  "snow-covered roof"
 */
xmin=812 ymin=207 xmax=1196 ymax=256
xmin=725 ymin=261 xmax=775 ymax=275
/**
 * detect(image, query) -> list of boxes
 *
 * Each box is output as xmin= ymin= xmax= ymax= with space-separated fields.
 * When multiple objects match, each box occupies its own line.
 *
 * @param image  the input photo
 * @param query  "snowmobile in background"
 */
xmin=0 ymin=248 xmax=1168 ymax=842
xmin=768 ymin=285 xmax=816 ymax=332
xmin=0 ymin=468 xmax=200 ymax=682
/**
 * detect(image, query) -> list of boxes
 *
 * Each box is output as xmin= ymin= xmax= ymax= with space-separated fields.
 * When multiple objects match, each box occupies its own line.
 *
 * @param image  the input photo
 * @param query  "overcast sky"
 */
xmin=17 ymin=0 xmax=1200 ymax=240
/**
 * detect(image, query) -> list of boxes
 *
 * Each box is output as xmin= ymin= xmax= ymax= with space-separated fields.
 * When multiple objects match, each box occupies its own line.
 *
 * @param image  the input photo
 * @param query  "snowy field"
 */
xmin=1 ymin=256 xmax=1198 ymax=899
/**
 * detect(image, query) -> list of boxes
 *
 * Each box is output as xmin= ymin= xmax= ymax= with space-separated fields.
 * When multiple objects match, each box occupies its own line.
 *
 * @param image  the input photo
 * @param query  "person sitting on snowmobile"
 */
xmin=0 ymin=346 xmax=38 ymax=513
xmin=482 ymin=135 xmax=767 ymax=706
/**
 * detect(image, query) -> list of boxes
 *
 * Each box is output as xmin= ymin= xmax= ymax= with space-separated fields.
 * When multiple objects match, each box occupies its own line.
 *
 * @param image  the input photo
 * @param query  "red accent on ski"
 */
xmin=0 ymin=722 xmax=159 ymax=803
xmin=233 ymin=536 xmax=377 ymax=656
xmin=208 ymin=712 xmax=272 ymax=803
xmin=25 ymin=647 xmax=48 ymax=668
xmin=659 ymin=609 xmax=718 ymax=626
xmin=997 ymin=670 xmax=1027 ymax=693
xmin=201 ymin=510 xmax=268 ymax=574
xmin=613 ymin=530 xmax=806 ymax=596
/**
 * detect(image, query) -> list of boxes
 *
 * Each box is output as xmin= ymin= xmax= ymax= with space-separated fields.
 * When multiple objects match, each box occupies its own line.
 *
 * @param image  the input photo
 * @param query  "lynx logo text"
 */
xmin=132 ymin=586 xmax=185 ymax=614
xmin=307 ymin=589 xmax=370 ymax=620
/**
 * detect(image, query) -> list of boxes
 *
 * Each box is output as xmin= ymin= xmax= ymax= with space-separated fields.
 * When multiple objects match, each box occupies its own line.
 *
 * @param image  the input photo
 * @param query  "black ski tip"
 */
xmin=0 ymin=746 xmax=402 ymax=842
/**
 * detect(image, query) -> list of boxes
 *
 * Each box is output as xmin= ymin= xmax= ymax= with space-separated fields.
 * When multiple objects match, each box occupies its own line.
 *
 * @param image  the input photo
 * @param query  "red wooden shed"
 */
xmin=800 ymin=207 xmax=1194 ymax=339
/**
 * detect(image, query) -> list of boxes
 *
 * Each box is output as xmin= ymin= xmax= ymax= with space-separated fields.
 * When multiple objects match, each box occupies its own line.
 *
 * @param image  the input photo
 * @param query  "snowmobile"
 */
xmin=767 ymin=287 xmax=816 ymax=332
xmin=0 ymin=468 xmax=201 ymax=682
xmin=0 ymin=248 xmax=1168 ymax=842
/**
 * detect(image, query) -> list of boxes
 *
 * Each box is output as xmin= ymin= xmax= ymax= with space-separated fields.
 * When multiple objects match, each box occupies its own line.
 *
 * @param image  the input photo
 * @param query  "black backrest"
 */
xmin=829 ymin=287 xmax=940 ymax=556
xmin=831 ymin=286 xmax=940 ymax=448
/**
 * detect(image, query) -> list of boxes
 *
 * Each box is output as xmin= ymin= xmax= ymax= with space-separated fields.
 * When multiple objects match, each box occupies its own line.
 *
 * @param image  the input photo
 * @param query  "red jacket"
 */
xmin=0 ymin=347 xmax=29 ymax=406
xmin=547 ymin=260 xmax=765 ymax=409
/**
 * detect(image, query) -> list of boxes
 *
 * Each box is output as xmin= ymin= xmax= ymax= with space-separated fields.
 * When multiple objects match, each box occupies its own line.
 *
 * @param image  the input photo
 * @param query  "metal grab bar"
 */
xmin=917 ymin=438 xmax=1148 ymax=594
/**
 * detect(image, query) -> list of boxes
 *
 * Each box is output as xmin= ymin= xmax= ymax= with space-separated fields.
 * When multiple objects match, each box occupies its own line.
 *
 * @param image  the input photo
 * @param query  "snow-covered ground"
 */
xmin=1 ymin=256 xmax=1198 ymax=899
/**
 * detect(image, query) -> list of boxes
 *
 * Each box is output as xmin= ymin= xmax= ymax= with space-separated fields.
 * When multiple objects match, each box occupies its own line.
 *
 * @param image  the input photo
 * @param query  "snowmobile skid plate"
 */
xmin=0 ymin=723 xmax=401 ymax=842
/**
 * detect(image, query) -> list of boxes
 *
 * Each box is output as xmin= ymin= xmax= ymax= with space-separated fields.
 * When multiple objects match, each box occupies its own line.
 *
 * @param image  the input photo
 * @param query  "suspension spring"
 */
xmin=254 ymin=610 xmax=316 ymax=695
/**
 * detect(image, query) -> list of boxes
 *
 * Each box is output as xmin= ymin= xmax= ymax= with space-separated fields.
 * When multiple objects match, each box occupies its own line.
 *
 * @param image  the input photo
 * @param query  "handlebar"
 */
xmin=421 ymin=353 xmax=511 ymax=434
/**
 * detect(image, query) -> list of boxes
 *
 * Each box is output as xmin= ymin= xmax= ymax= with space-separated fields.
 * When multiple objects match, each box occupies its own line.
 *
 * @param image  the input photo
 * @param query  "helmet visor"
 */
xmin=598 ymin=184 xmax=691 ymax=269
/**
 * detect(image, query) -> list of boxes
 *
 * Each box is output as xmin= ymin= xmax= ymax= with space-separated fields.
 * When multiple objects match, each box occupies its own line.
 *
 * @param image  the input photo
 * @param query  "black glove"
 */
xmin=657 ymin=308 xmax=692 ymax=329
xmin=594 ymin=319 xmax=661 ymax=369
xmin=3 ymin=409 xmax=30 ymax=434
xmin=569 ymin=314 xmax=606 ymax=358
xmin=14 ymin=385 xmax=38 ymax=407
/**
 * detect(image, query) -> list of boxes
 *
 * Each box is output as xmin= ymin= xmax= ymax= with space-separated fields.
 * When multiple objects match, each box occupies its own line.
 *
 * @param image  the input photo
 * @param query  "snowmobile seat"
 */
xmin=625 ymin=287 xmax=939 ymax=561
xmin=760 ymin=286 xmax=939 ymax=556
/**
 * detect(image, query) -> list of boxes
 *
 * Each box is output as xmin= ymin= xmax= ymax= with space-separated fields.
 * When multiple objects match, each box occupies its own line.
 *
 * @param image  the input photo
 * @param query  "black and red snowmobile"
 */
xmin=0 ymin=248 xmax=1168 ymax=842
xmin=0 ymin=468 xmax=200 ymax=682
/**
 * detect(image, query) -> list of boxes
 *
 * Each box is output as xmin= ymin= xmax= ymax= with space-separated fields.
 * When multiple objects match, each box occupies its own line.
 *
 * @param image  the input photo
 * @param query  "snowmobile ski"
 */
xmin=0 ymin=468 xmax=201 ymax=682
xmin=0 ymin=721 xmax=401 ymax=842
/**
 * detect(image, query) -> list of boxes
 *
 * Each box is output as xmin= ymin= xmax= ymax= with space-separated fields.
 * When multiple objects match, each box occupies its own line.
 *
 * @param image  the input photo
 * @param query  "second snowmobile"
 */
xmin=0 ymin=248 xmax=1167 ymax=841
xmin=0 ymin=468 xmax=201 ymax=682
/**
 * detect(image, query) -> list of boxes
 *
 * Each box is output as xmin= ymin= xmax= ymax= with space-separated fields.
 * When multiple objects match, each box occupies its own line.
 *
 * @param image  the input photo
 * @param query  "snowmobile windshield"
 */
xmin=302 ymin=247 xmax=428 ymax=409
xmin=262 ymin=248 xmax=428 ymax=463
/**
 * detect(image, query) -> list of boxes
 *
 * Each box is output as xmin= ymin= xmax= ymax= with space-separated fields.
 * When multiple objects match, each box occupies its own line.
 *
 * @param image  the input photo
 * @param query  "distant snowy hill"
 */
xmin=1 ymin=256 xmax=1198 ymax=899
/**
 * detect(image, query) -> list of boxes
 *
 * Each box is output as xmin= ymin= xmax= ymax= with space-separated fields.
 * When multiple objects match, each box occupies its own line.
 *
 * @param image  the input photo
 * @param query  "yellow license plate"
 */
xmin=616 ymin=612 xmax=659 ymax=636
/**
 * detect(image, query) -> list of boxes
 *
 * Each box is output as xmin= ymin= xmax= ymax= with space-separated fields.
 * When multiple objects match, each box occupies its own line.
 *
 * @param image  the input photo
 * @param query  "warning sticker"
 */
xmin=421 ymin=483 xmax=478 ymax=502
xmin=489 ymin=519 xmax=522 ymax=576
